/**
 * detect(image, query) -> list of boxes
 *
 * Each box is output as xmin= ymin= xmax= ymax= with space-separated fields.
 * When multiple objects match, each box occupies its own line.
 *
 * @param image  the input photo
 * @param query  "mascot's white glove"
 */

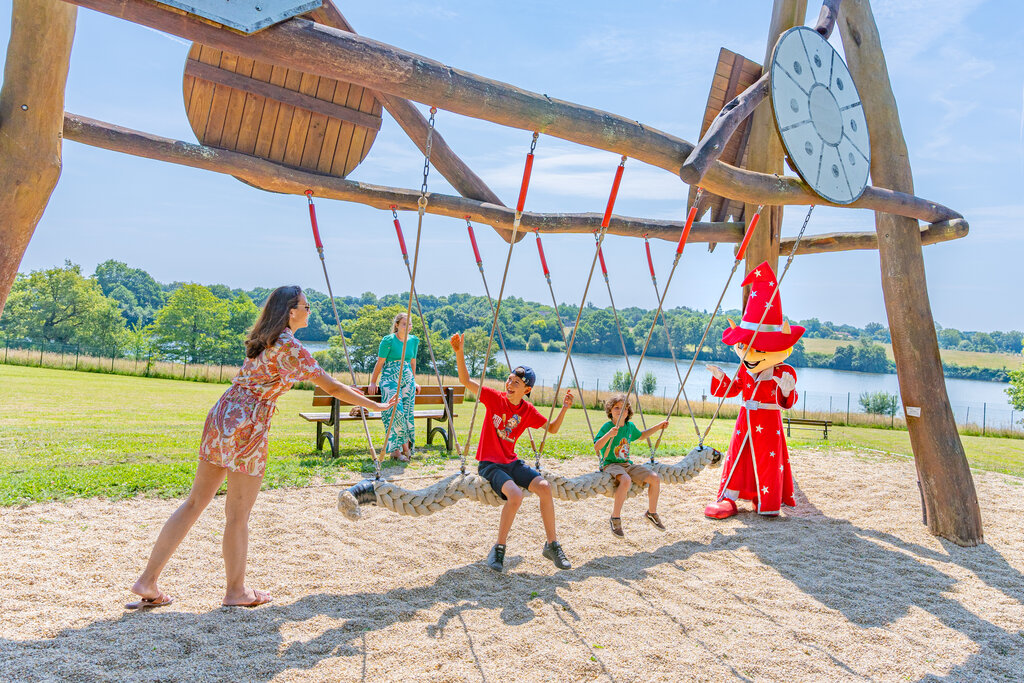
xmin=774 ymin=372 xmax=796 ymax=397
xmin=705 ymin=364 xmax=726 ymax=380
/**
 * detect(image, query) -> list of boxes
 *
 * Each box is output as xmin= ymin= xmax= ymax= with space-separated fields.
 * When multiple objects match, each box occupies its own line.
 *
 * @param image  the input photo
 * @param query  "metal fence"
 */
xmin=3 ymin=338 xmax=1021 ymax=435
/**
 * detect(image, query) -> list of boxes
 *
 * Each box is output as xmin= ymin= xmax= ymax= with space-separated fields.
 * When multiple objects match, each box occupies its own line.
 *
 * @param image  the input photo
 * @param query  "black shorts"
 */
xmin=478 ymin=459 xmax=542 ymax=500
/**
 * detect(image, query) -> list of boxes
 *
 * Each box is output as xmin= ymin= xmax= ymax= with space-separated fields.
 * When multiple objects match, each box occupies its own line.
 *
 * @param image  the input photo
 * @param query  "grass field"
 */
xmin=1 ymin=364 xmax=1021 ymax=505
xmin=801 ymin=337 xmax=1023 ymax=370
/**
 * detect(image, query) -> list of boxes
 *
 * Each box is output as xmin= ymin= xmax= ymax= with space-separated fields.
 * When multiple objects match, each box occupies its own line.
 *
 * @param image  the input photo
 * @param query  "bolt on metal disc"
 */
xmin=769 ymin=26 xmax=870 ymax=204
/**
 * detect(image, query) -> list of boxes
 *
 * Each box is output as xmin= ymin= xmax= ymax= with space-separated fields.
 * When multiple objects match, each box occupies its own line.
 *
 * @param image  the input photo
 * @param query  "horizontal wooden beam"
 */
xmin=64 ymin=0 xmax=965 ymax=225
xmin=63 ymin=113 xmax=969 ymax=254
xmin=62 ymin=113 xmax=741 ymax=243
xmin=781 ymin=218 xmax=968 ymax=255
xmin=184 ymin=58 xmax=382 ymax=131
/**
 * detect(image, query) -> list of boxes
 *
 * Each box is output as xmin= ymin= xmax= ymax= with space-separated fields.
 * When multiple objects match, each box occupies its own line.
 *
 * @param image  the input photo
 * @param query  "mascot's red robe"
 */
xmin=711 ymin=363 xmax=798 ymax=514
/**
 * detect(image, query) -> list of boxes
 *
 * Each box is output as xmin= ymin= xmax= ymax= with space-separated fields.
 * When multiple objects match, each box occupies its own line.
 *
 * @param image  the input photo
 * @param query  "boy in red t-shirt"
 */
xmin=450 ymin=332 xmax=575 ymax=572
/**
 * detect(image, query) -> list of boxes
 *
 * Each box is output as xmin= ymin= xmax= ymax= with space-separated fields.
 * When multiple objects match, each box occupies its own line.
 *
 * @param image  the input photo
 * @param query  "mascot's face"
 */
xmin=733 ymin=343 xmax=792 ymax=375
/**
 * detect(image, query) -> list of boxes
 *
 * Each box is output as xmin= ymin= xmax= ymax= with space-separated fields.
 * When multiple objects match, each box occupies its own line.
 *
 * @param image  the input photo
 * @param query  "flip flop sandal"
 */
xmin=126 ymin=593 xmax=174 ymax=609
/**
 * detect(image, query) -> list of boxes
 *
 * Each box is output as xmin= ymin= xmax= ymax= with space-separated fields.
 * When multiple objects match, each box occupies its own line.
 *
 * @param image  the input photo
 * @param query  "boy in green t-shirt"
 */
xmin=594 ymin=393 xmax=669 ymax=538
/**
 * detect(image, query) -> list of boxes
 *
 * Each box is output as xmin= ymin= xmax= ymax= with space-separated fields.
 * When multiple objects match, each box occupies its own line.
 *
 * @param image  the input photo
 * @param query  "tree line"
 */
xmin=1 ymin=261 xmax=1020 ymax=384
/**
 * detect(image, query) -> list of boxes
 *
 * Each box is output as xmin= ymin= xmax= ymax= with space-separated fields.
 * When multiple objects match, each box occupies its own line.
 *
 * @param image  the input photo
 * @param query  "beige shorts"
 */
xmin=602 ymin=462 xmax=654 ymax=482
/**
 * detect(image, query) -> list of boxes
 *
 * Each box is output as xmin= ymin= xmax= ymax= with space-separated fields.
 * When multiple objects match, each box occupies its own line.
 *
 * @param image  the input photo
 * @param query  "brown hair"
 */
xmin=603 ymin=393 xmax=633 ymax=421
xmin=245 ymin=285 xmax=303 ymax=358
xmin=392 ymin=312 xmax=409 ymax=333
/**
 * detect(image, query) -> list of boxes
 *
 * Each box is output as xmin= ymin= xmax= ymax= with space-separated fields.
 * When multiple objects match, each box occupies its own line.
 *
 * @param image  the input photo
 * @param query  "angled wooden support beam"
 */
xmin=306 ymin=2 xmax=515 ymax=241
xmin=61 ymin=113 xmax=742 ymax=244
xmin=62 ymin=0 xmax=964 ymax=226
xmin=680 ymin=74 xmax=769 ymax=187
xmin=839 ymin=0 xmax=981 ymax=546
xmin=0 ymin=0 xmax=77 ymax=318
xmin=814 ymin=0 xmax=843 ymax=37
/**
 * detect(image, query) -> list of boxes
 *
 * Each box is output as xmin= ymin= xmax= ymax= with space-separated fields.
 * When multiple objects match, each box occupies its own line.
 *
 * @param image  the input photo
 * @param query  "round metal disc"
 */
xmin=769 ymin=26 xmax=870 ymax=204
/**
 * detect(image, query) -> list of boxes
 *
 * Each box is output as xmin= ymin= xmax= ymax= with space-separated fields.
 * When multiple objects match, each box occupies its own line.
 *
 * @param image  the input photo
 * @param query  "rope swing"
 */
xmin=337 ymin=148 xmax=722 ymax=520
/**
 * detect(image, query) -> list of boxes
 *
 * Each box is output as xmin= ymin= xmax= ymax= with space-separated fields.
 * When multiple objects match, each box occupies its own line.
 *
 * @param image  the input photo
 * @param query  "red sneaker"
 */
xmin=704 ymin=498 xmax=739 ymax=519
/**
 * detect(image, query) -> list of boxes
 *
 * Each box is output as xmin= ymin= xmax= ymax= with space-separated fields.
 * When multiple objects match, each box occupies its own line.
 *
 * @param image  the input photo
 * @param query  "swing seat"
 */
xmin=336 ymin=445 xmax=721 ymax=521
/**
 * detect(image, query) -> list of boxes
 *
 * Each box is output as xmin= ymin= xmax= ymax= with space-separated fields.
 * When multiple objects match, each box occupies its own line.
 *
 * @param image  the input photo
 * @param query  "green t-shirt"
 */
xmin=378 ymin=333 xmax=419 ymax=363
xmin=594 ymin=420 xmax=643 ymax=467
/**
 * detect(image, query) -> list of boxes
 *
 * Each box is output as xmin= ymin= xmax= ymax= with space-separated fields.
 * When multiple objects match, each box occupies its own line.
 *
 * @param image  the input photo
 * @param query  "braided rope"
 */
xmin=336 ymin=446 xmax=720 ymax=521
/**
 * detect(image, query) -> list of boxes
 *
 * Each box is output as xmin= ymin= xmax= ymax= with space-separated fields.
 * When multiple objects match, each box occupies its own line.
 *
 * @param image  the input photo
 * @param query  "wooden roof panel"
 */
xmin=688 ymin=47 xmax=763 ymax=226
xmin=182 ymin=43 xmax=381 ymax=178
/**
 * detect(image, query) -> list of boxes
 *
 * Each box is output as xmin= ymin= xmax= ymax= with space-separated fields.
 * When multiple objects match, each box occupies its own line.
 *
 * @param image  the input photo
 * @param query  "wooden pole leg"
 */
xmin=0 ymin=0 xmax=77 ymax=316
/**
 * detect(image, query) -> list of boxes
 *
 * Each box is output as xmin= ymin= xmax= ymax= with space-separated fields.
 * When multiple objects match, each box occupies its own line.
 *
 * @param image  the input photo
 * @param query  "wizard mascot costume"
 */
xmin=704 ymin=261 xmax=805 ymax=519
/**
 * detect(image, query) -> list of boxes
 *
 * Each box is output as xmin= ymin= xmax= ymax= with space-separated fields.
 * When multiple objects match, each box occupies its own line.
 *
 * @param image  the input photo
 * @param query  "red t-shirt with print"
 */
xmin=475 ymin=386 xmax=547 ymax=464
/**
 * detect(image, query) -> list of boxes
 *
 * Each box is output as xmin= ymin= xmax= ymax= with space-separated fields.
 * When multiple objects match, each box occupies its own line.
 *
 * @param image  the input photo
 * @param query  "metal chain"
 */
xmin=381 ymin=106 xmax=438 ymax=459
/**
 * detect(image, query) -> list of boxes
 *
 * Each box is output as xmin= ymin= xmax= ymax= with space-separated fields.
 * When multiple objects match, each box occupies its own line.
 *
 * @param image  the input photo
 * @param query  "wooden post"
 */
xmin=0 ymin=0 xmax=77 ymax=316
xmin=742 ymin=0 xmax=807 ymax=291
xmin=838 ymin=0 xmax=982 ymax=545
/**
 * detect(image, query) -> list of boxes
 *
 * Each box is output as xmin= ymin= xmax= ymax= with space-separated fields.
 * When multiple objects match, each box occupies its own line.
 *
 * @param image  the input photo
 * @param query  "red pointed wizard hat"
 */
xmin=721 ymin=261 xmax=805 ymax=351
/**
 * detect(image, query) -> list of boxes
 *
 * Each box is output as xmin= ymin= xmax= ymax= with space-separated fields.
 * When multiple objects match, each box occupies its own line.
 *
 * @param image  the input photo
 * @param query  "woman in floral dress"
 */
xmin=128 ymin=286 xmax=395 ymax=609
xmin=369 ymin=312 xmax=419 ymax=462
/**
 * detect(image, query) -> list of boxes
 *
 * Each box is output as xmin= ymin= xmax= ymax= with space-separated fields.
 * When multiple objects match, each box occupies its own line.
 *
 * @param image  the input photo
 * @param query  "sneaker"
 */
xmin=542 ymin=541 xmax=572 ymax=570
xmin=644 ymin=511 xmax=666 ymax=531
xmin=609 ymin=517 xmax=625 ymax=539
xmin=486 ymin=544 xmax=506 ymax=572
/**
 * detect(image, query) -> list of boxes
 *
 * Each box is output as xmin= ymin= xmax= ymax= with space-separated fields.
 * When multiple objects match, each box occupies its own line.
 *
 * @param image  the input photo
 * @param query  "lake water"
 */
xmin=303 ymin=343 xmax=1020 ymax=429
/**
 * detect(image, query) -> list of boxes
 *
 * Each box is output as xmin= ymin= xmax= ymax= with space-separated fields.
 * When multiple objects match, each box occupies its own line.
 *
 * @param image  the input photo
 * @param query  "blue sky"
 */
xmin=2 ymin=0 xmax=1021 ymax=333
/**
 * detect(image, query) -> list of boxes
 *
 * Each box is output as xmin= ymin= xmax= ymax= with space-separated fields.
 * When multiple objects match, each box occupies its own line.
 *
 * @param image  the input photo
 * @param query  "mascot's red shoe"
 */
xmin=704 ymin=498 xmax=738 ymax=519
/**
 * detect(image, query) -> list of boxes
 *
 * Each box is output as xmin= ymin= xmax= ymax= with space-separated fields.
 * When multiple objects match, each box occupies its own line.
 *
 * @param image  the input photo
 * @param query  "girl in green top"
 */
xmin=594 ymin=393 xmax=669 ymax=538
xmin=369 ymin=313 xmax=420 ymax=461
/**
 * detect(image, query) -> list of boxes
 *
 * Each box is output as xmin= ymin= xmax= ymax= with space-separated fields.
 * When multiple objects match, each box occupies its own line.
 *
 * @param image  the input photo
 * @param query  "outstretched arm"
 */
xmin=313 ymin=372 xmax=397 ymax=411
xmin=449 ymin=333 xmax=482 ymax=396
xmin=542 ymin=389 xmax=574 ymax=434
xmin=639 ymin=419 xmax=670 ymax=440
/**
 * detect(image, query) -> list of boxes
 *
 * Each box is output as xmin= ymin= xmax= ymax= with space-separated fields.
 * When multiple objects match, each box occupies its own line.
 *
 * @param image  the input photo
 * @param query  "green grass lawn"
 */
xmin=1 ymin=364 xmax=1020 ymax=505
xmin=801 ymin=337 xmax=1022 ymax=371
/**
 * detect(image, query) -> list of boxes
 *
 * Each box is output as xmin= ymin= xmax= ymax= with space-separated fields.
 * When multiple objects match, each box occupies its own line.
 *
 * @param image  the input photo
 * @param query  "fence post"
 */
xmin=219 ymin=364 xmax=224 ymax=382
xmin=964 ymin=406 xmax=969 ymax=429
xmin=60 ymin=344 xmax=65 ymax=368
xmin=828 ymin=395 xmax=832 ymax=421
xmin=3 ymin=337 xmax=8 ymax=363
xmin=111 ymin=345 xmax=116 ymax=371
xmin=183 ymin=360 xmax=188 ymax=379
xmin=847 ymin=392 xmax=851 ymax=425
xmin=982 ymin=403 xmax=986 ymax=436
xmin=802 ymin=392 xmax=806 ymax=419
xmin=595 ymin=378 xmax=600 ymax=409
xmin=75 ymin=345 xmax=80 ymax=370
xmin=39 ymin=344 xmax=44 ymax=366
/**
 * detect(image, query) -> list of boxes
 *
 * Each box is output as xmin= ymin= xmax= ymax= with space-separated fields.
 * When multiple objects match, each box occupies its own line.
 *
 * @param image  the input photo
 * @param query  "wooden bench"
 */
xmin=300 ymin=384 xmax=465 ymax=457
xmin=784 ymin=416 xmax=833 ymax=439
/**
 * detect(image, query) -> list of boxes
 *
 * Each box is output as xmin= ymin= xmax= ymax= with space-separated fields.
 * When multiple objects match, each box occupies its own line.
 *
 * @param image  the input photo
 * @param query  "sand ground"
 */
xmin=2 ymin=450 xmax=1023 ymax=682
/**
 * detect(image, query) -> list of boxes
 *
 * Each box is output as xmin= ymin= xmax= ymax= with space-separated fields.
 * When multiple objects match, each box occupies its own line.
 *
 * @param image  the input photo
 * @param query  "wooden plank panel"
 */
xmin=185 ymin=45 xmax=222 ymax=142
xmin=330 ymin=83 xmax=362 ymax=176
xmin=202 ymin=52 xmax=238 ymax=147
xmin=218 ymin=55 xmax=255 ymax=150
xmin=234 ymin=59 xmax=273 ymax=155
xmin=184 ymin=59 xmax=382 ymax=131
xmin=298 ymin=76 xmax=338 ymax=169
xmin=315 ymin=81 xmax=351 ymax=174
xmin=356 ymin=97 xmax=384 ymax=162
xmin=281 ymin=71 xmax=321 ymax=168
xmin=267 ymin=69 xmax=304 ymax=163
xmin=252 ymin=64 xmax=288 ymax=158
xmin=342 ymin=86 xmax=372 ymax=175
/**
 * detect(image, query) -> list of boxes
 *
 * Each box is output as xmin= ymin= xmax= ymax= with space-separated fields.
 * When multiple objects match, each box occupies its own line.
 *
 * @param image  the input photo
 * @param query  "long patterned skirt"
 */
xmin=380 ymin=360 xmax=415 ymax=453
